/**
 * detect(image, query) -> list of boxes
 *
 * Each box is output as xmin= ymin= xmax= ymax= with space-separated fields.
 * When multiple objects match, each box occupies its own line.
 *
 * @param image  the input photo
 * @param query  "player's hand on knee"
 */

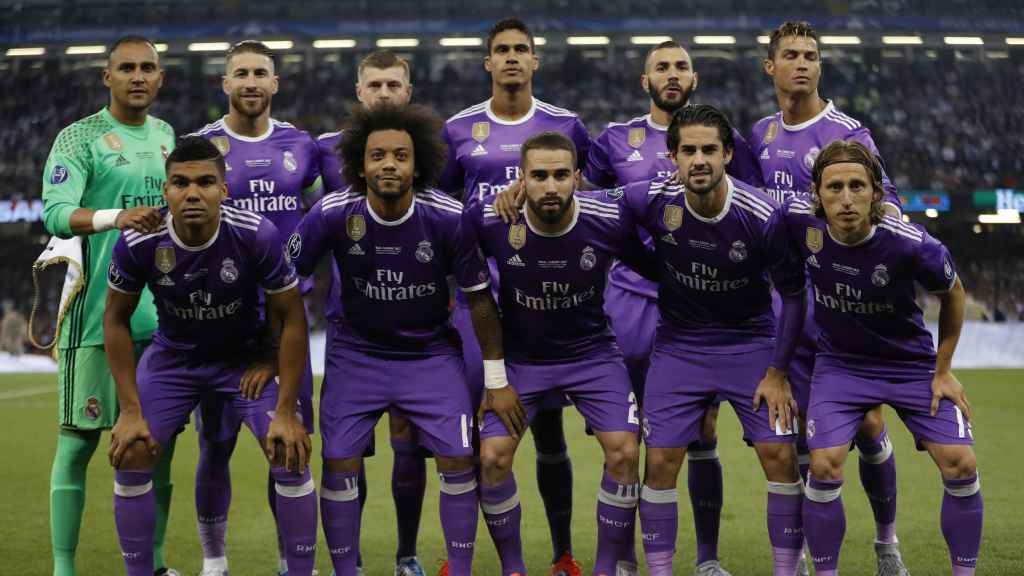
xmin=754 ymin=366 xmax=796 ymax=434
xmin=108 ymin=410 xmax=158 ymax=468
xmin=266 ymin=412 xmax=311 ymax=473
xmin=931 ymin=370 xmax=971 ymax=420
xmin=115 ymin=206 xmax=163 ymax=234
xmin=494 ymin=178 xmax=526 ymax=223
xmin=484 ymin=386 xmax=528 ymax=439
xmin=239 ymin=360 xmax=277 ymax=400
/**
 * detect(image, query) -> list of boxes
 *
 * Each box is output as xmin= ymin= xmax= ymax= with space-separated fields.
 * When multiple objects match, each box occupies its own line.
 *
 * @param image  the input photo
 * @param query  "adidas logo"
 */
xmin=760 ymin=148 xmax=770 ymax=160
xmin=661 ymin=233 xmax=677 ymax=245
xmin=806 ymin=254 xmax=820 ymax=268
xmin=627 ymin=150 xmax=643 ymax=162
xmin=115 ymin=155 xmax=131 ymax=167
xmin=471 ymin=144 xmax=488 ymax=156
xmin=506 ymin=254 xmax=526 ymax=267
xmin=348 ymin=244 xmax=365 ymax=256
xmin=156 ymin=275 xmax=175 ymax=286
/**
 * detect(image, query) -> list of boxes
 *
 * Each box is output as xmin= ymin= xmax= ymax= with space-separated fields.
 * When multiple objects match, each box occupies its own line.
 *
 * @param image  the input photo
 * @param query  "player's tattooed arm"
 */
xmin=932 ymin=276 xmax=970 ymax=419
xmin=104 ymin=288 xmax=158 ymax=467
xmin=465 ymin=289 xmax=527 ymax=438
xmin=264 ymin=286 xmax=312 ymax=472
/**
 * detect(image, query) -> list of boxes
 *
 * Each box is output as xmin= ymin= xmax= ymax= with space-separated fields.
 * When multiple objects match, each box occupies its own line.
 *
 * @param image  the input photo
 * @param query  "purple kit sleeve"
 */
xmin=288 ymin=197 xmax=332 ymax=278
xmin=915 ymin=231 xmax=958 ymax=293
xmin=583 ymin=129 xmax=617 ymax=188
xmin=570 ymin=117 xmax=593 ymax=171
xmin=772 ymin=291 xmax=806 ymax=371
xmin=437 ymin=123 xmax=464 ymax=196
xmin=613 ymin=199 xmax=658 ymax=282
xmin=727 ymin=128 xmax=765 ymax=188
xmin=254 ymin=219 xmax=299 ymax=294
xmin=456 ymin=204 xmax=491 ymax=292
xmin=107 ymin=235 xmax=146 ymax=294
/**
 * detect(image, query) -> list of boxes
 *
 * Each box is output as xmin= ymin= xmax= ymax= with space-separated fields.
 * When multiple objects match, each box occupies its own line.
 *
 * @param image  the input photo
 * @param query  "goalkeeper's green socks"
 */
xmin=50 ymin=428 xmax=99 ymax=576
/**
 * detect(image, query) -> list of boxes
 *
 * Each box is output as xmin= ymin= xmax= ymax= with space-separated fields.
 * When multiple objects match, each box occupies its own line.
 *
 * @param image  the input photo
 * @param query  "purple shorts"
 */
xmin=138 ymin=343 xmax=282 ymax=446
xmin=321 ymin=346 xmax=474 ymax=460
xmin=480 ymin=354 xmax=640 ymax=440
xmin=604 ymin=283 xmax=659 ymax=397
xmin=643 ymin=343 xmax=795 ymax=448
xmin=807 ymin=359 xmax=975 ymax=451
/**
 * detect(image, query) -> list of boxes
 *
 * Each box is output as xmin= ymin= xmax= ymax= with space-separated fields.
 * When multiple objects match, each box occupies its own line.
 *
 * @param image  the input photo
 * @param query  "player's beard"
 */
xmin=367 ymin=176 xmax=412 ymax=201
xmin=230 ymin=90 xmax=270 ymax=119
xmin=527 ymin=194 xmax=572 ymax=224
xmin=648 ymin=81 xmax=693 ymax=115
xmin=685 ymin=167 xmax=723 ymax=196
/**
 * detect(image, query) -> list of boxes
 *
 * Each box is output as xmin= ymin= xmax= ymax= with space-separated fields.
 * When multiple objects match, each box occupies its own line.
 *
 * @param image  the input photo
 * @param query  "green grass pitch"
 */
xmin=1 ymin=369 xmax=1021 ymax=574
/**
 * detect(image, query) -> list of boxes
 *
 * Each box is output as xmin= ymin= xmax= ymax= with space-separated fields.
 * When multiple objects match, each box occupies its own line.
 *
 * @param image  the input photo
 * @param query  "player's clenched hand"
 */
xmin=494 ymin=179 xmax=526 ymax=223
xmin=108 ymin=410 xmax=158 ymax=468
xmin=481 ymin=386 xmax=528 ymax=439
xmin=931 ymin=370 xmax=971 ymax=420
xmin=266 ymin=412 xmax=311 ymax=473
xmin=239 ymin=360 xmax=277 ymax=400
xmin=753 ymin=367 xmax=797 ymax=435
xmin=115 ymin=206 xmax=163 ymax=234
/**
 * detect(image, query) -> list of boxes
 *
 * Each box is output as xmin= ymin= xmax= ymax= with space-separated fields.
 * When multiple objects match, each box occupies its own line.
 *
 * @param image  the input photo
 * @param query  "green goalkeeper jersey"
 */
xmin=41 ymin=107 xmax=175 ymax=349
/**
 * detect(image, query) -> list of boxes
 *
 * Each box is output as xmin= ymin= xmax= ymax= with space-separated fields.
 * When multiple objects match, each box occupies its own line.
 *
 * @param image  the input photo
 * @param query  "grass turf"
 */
xmin=1 ymin=369 xmax=1021 ymax=575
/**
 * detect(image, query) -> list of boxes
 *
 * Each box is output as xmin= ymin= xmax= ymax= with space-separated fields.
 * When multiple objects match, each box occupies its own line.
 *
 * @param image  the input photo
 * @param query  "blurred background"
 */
xmin=2 ymin=0 xmax=1023 ymax=362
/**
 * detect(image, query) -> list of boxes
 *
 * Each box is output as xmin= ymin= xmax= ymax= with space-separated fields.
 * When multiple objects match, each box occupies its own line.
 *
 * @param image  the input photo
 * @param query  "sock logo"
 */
xmin=329 ymin=545 xmax=352 ymax=556
xmin=294 ymin=544 xmax=316 ymax=554
xmin=598 ymin=514 xmax=632 ymax=529
xmin=642 ymin=532 xmax=660 ymax=542
xmin=449 ymin=540 xmax=475 ymax=549
xmin=485 ymin=517 xmax=510 ymax=527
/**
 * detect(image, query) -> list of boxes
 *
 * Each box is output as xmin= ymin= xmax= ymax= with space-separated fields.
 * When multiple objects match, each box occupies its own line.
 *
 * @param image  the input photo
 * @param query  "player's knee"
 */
xmin=119 ymin=441 xmax=158 ymax=471
xmin=644 ymin=448 xmax=683 ymax=488
xmin=603 ymin=436 xmax=640 ymax=480
xmin=435 ymin=455 xmax=474 ymax=473
xmin=756 ymin=443 xmax=798 ymax=482
xmin=936 ymin=447 xmax=977 ymax=480
xmin=479 ymin=441 xmax=514 ymax=481
xmin=857 ymin=407 xmax=886 ymax=439
xmin=808 ymin=453 xmax=843 ymax=481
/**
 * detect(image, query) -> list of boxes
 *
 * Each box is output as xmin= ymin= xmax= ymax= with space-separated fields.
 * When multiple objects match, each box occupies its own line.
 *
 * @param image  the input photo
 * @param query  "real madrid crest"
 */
xmin=210 ymin=136 xmax=230 ymax=156
xmin=346 ymin=214 xmax=366 ymax=242
xmin=871 ymin=264 xmax=890 ymax=287
xmin=415 ymin=240 xmax=434 ymax=263
xmin=662 ymin=204 xmax=683 ymax=231
xmin=155 ymin=246 xmax=176 ymax=273
xmin=763 ymin=121 xmax=778 ymax=145
xmin=579 ymin=246 xmax=597 ymax=271
xmin=103 ymin=132 xmax=123 ymax=152
xmin=508 ymin=223 xmax=527 ymax=251
xmin=805 ymin=227 xmax=823 ymax=254
xmin=220 ymin=258 xmax=239 ymax=284
xmin=628 ymin=127 xmax=646 ymax=149
xmin=472 ymin=122 xmax=490 ymax=143
xmin=728 ymin=240 xmax=748 ymax=263
xmin=283 ymin=150 xmax=298 ymax=173
xmin=804 ymin=146 xmax=821 ymax=170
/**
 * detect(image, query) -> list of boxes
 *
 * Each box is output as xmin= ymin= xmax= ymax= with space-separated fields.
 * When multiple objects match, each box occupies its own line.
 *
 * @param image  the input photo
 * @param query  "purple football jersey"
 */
xmin=108 ymin=205 xmax=298 ymax=353
xmin=191 ymin=118 xmax=322 ymax=236
xmin=438 ymin=98 xmax=592 ymax=208
xmin=782 ymin=198 xmax=957 ymax=376
xmin=622 ymin=176 xmax=804 ymax=352
xmin=316 ymin=130 xmax=346 ymax=193
xmin=290 ymin=188 xmax=488 ymax=357
xmin=585 ymin=114 xmax=764 ymax=299
xmin=750 ymin=100 xmax=900 ymax=209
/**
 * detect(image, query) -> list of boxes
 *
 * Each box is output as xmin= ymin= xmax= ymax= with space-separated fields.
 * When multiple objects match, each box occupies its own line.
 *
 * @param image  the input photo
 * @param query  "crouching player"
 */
xmin=103 ymin=136 xmax=318 ymax=576
xmin=784 ymin=140 xmax=982 ymax=576
xmin=289 ymin=104 xmax=484 ymax=576
xmin=463 ymin=131 xmax=656 ymax=576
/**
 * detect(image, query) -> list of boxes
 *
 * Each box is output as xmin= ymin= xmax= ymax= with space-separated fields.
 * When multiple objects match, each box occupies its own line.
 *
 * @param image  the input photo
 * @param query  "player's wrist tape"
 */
xmin=483 ymin=359 xmax=509 ymax=390
xmin=92 ymin=209 xmax=123 ymax=232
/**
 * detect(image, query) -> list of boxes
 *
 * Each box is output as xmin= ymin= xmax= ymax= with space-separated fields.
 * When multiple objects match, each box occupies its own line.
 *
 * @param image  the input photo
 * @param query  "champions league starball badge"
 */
xmin=729 ymin=240 xmax=748 ymax=263
xmin=579 ymin=246 xmax=597 ymax=271
xmin=286 ymin=232 xmax=302 ymax=260
xmin=871 ymin=264 xmax=891 ymax=287
xmin=107 ymin=261 xmax=125 ymax=286
xmin=50 ymin=164 xmax=69 ymax=185
xmin=220 ymin=258 xmax=239 ymax=283
xmin=415 ymin=240 xmax=434 ymax=263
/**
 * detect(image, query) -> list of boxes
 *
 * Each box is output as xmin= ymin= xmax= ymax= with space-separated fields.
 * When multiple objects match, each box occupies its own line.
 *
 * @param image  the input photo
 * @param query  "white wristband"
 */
xmin=483 ymin=358 xmax=509 ymax=390
xmin=92 ymin=209 xmax=123 ymax=232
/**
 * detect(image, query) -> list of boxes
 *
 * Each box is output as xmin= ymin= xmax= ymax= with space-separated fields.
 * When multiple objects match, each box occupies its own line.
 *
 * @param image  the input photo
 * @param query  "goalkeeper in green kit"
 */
xmin=40 ymin=36 xmax=179 ymax=576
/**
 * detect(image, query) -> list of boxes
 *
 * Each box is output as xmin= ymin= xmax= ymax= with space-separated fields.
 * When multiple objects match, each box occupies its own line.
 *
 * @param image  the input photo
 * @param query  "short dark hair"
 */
xmin=339 ymin=104 xmax=446 ymax=193
xmin=109 ymin=36 xmax=159 ymax=59
xmin=666 ymin=104 xmax=735 ymax=155
xmin=810 ymin=140 xmax=886 ymax=223
xmin=486 ymin=17 xmax=535 ymax=53
xmin=768 ymin=20 xmax=820 ymax=60
xmin=520 ymin=131 xmax=577 ymax=171
xmin=644 ymin=40 xmax=686 ymax=72
xmin=166 ymin=136 xmax=226 ymax=178
xmin=358 ymin=49 xmax=410 ymax=81
xmin=226 ymin=40 xmax=275 ymax=68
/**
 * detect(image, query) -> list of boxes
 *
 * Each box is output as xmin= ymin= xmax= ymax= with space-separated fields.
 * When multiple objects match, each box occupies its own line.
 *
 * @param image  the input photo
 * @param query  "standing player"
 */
xmin=317 ymin=50 xmax=430 ymax=576
xmin=290 ymin=104 xmax=484 ymax=576
xmin=462 ymin=132 xmax=655 ymax=576
xmin=629 ymin=106 xmax=807 ymax=576
xmin=783 ymin=141 xmax=982 ymax=576
xmin=750 ymin=21 xmax=907 ymax=575
xmin=104 ymin=136 xmax=317 ymax=576
xmin=40 ymin=36 xmax=179 ymax=576
xmin=438 ymin=18 xmax=592 ymax=574
xmin=583 ymin=41 xmax=761 ymax=576
xmin=187 ymin=40 xmax=322 ymax=576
